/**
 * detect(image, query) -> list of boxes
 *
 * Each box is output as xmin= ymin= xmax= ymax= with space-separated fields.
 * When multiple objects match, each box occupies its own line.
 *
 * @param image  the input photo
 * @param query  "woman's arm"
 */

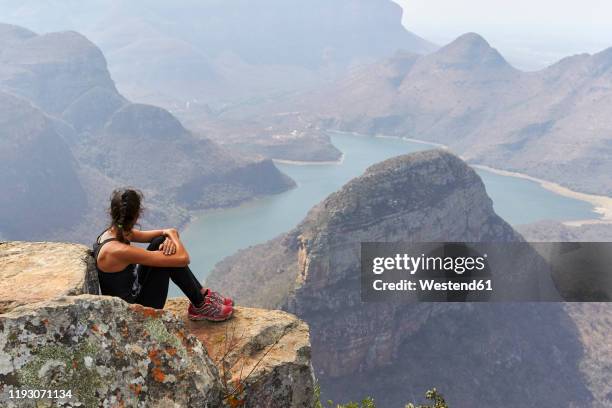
xmin=114 ymin=230 xmax=190 ymax=268
xmin=128 ymin=229 xmax=166 ymax=243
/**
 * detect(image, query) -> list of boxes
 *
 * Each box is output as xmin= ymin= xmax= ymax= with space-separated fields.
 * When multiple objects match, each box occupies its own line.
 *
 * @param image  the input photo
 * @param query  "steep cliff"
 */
xmin=0 ymin=242 xmax=314 ymax=408
xmin=0 ymin=93 xmax=87 ymax=240
xmin=518 ymin=221 xmax=612 ymax=408
xmin=208 ymin=150 xmax=594 ymax=407
xmin=166 ymin=299 xmax=315 ymax=407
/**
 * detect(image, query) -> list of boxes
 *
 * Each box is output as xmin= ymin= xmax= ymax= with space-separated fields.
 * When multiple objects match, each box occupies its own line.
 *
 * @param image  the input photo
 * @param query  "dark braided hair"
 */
xmin=109 ymin=188 xmax=143 ymax=243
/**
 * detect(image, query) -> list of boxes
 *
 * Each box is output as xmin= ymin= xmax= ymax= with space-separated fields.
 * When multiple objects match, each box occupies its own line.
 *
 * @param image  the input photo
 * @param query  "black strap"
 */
xmin=92 ymin=237 xmax=118 ymax=265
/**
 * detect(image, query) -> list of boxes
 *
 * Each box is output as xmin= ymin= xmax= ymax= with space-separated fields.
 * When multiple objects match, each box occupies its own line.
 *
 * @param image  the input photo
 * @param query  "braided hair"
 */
xmin=109 ymin=188 xmax=143 ymax=243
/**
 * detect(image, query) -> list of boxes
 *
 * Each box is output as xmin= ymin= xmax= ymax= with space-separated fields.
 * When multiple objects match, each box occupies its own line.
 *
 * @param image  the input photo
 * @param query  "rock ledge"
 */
xmin=0 ymin=241 xmax=99 ymax=314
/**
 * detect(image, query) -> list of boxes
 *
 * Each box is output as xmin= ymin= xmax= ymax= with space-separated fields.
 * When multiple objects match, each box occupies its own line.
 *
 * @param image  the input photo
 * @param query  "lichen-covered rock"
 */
xmin=0 ymin=295 xmax=224 ymax=408
xmin=0 ymin=242 xmax=99 ymax=314
xmin=165 ymin=298 xmax=315 ymax=408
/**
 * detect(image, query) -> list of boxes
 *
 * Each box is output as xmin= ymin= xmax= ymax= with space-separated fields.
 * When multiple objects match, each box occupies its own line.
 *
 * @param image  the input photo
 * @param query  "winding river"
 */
xmin=178 ymin=132 xmax=596 ymax=289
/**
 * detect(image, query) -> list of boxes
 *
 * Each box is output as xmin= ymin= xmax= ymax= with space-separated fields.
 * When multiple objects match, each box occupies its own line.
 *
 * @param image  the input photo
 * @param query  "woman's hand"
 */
xmin=163 ymin=228 xmax=179 ymax=239
xmin=159 ymin=238 xmax=177 ymax=256
xmin=160 ymin=228 xmax=180 ymax=256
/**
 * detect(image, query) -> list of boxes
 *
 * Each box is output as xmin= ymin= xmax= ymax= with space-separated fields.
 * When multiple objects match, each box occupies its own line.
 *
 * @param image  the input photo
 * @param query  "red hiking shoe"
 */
xmin=188 ymin=297 xmax=233 ymax=322
xmin=202 ymin=288 xmax=234 ymax=306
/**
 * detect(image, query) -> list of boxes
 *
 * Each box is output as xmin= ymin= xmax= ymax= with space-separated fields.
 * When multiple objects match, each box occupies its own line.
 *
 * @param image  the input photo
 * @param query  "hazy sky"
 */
xmin=393 ymin=0 xmax=612 ymax=70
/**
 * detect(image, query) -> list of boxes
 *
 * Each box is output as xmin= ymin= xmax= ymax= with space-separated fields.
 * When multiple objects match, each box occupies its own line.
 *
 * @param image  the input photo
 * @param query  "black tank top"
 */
xmin=92 ymin=233 xmax=140 ymax=302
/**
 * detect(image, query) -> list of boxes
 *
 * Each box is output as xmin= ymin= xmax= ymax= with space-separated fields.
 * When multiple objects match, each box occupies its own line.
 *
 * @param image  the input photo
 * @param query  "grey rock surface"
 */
xmin=0 ymin=241 xmax=99 ymax=314
xmin=0 ymin=242 xmax=316 ymax=407
xmin=0 ymin=295 xmax=224 ymax=407
xmin=166 ymin=299 xmax=315 ymax=408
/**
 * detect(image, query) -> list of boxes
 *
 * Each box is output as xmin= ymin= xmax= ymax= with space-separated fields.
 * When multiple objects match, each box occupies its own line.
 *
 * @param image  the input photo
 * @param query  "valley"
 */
xmin=180 ymin=132 xmax=600 ymax=287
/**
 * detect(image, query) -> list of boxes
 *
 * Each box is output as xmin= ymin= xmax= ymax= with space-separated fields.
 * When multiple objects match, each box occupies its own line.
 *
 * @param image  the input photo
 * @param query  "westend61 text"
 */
xmin=373 ymin=279 xmax=493 ymax=292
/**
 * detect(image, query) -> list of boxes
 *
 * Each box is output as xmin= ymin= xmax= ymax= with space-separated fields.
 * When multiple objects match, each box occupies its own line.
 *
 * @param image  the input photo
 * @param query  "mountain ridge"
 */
xmin=0 ymin=22 xmax=294 ymax=242
xmin=275 ymin=32 xmax=612 ymax=197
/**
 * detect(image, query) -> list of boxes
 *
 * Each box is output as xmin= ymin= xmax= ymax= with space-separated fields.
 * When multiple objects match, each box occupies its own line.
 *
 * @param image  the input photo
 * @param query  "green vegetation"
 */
xmin=314 ymin=383 xmax=449 ymax=408
xmin=18 ymin=341 xmax=102 ymax=408
xmin=143 ymin=317 xmax=187 ymax=359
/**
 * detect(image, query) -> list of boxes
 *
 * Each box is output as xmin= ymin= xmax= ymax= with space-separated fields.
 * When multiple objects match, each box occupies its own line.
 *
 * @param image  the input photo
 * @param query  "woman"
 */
xmin=93 ymin=188 xmax=233 ymax=321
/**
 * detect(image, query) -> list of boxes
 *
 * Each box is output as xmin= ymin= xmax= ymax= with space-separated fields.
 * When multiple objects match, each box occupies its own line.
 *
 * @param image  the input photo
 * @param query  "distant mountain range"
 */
xmin=0 ymin=23 xmax=293 ymax=242
xmin=287 ymin=32 xmax=612 ymax=197
xmin=0 ymin=0 xmax=437 ymax=168
xmin=0 ymin=0 xmax=435 ymax=112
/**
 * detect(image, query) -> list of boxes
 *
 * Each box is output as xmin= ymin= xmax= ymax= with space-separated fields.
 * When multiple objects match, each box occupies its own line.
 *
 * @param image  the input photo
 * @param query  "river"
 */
xmin=179 ymin=132 xmax=596 ymax=289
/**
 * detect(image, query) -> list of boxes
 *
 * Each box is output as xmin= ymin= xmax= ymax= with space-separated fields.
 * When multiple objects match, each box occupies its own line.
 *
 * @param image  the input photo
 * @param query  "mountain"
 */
xmin=0 ymin=28 xmax=118 ymax=115
xmin=0 ymin=23 xmax=294 ymax=242
xmin=0 ymin=0 xmax=435 ymax=112
xmin=0 ymin=91 xmax=86 ymax=239
xmin=282 ymin=32 xmax=612 ymax=197
xmin=517 ymin=221 xmax=612 ymax=408
xmin=0 ymin=1 xmax=437 ymax=164
xmin=518 ymin=220 xmax=612 ymax=242
xmin=206 ymin=150 xmax=593 ymax=407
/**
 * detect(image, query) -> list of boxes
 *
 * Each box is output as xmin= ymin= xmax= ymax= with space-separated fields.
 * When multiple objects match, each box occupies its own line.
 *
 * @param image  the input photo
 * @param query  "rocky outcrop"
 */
xmin=208 ymin=150 xmax=593 ymax=407
xmin=0 ymin=295 xmax=224 ymax=408
xmin=0 ymin=242 xmax=315 ymax=407
xmin=166 ymin=298 xmax=315 ymax=408
xmin=0 ymin=242 xmax=98 ymax=313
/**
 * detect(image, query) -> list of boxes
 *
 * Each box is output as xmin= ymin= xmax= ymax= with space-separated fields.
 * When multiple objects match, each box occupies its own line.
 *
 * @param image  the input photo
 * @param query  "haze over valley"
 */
xmin=0 ymin=1 xmax=611 ymax=406
xmin=0 ymin=22 xmax=293 ymax=242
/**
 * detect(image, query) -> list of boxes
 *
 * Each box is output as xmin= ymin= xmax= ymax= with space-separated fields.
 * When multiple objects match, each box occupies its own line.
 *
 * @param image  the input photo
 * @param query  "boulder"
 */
xmin=0 ymin=242 xmax=316 ymax=407
xmin=0 ymin=295 xmax=223 ymax=407
xmin=165 ymin=298 xmax=315 ymax=408
xmin=0 ymin=242 xmax=99 ymax=314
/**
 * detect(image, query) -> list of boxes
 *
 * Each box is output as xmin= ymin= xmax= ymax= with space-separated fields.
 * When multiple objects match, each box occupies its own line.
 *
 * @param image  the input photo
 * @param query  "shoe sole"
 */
xmin=188 ymin=310 xmax=233 ymax=322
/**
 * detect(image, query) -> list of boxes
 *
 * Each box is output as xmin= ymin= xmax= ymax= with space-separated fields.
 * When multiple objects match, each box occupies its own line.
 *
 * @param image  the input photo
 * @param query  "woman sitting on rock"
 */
xmin=93 ymin=188 xmax=233 ymax=321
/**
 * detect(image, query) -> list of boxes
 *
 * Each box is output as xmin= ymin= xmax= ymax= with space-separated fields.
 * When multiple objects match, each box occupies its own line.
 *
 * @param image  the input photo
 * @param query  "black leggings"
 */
xmin=134 ymin=236 xmax=204 ymax=309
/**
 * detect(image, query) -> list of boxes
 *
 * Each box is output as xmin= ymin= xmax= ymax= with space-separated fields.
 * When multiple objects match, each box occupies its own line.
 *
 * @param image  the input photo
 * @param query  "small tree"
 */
xmin=314 ymin=384 xmax=449 ymax=408
xmin=406 ymin=388 xmax=449 ymax=408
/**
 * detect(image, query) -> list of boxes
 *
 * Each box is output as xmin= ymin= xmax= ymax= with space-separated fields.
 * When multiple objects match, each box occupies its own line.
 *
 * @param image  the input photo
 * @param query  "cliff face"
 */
xmin=0 ymin=242 xmax=314 ymax=408
xmin=166 ymin=299 xmax=315 ymax=408
xmin=207 ymin=150 xmax=594 ymax=407
xmin=518 ymin=221 xmax=612 ymax=408
xmin=0 ymin=93 xmax=87 ymax=239
xmin=0 ymin=29 xmax=118 ymax=115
